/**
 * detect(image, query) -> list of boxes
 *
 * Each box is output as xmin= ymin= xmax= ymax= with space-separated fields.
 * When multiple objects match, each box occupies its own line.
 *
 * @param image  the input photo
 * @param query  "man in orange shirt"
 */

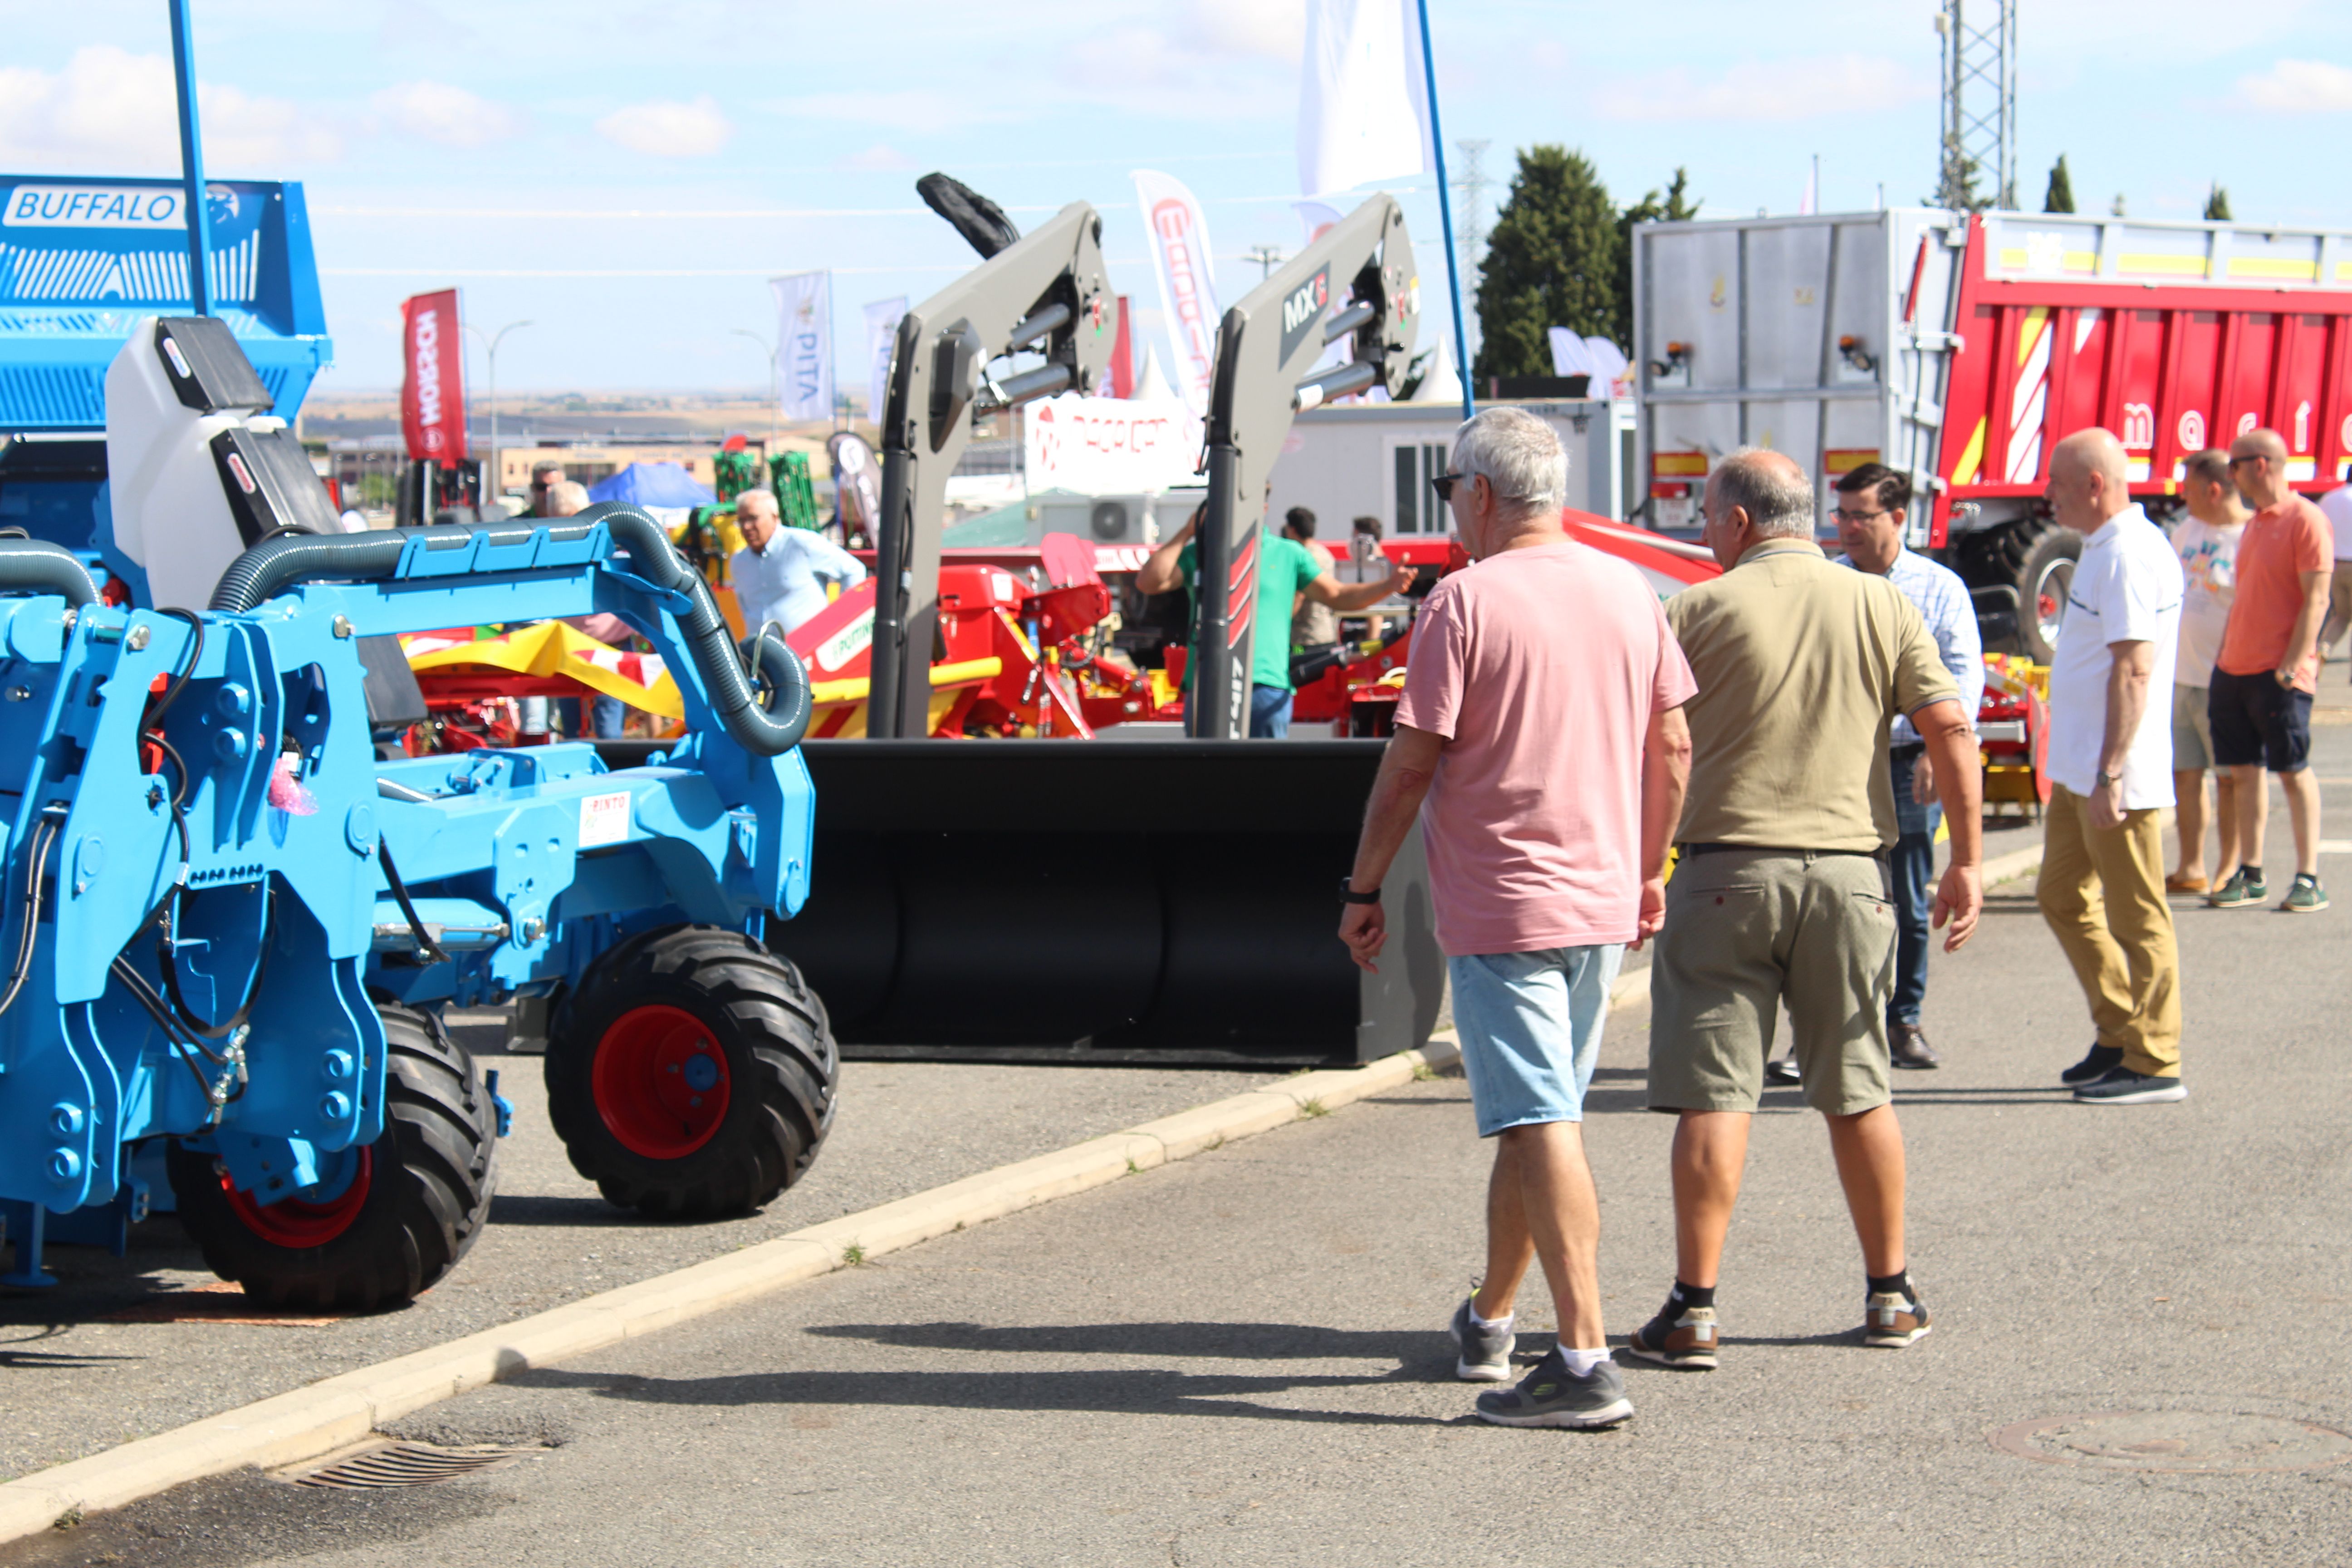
xmin=2207 ymin=427 xmax=2333 ymax=913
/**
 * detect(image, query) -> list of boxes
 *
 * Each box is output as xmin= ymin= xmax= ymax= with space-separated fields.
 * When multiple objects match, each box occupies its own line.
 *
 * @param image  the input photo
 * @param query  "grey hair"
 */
xmin=1710 ymin=447 xmax=1815 ymax=539
xmin=735 ymin=488 xmax=780 ymax=517
xmin=544 ymin=479 xmax=591 ymax=516
xmin=1449 ymin=407 xmax=1568 ymax=516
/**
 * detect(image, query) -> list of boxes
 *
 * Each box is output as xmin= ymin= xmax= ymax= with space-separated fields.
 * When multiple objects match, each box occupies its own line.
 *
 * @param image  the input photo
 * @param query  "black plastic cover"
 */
xmin=153 ymin=316 xmax=274 ymax=414
xmin=357 ymin=634 xmax=428 ymax=734
xmin=206 ymin=425 xmax=341 ymax=544
xmin=916 ymin=173 xmax=1020 ymax=260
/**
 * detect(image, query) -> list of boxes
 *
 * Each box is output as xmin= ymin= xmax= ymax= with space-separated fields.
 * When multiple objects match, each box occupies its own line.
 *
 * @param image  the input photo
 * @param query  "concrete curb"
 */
xmin=0 ymin=1036 xmax=1464 ymax=1545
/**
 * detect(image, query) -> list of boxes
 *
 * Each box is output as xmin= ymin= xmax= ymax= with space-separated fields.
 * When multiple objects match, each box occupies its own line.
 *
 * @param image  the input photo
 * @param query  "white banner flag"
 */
xmin=1131 ymin=169 xmax=1219 ymax=418
xmin=1294 ymin=200 xmax=1343 ymax=247
xmin=1023 ymin=393 xmax=1203 ymax=495
xmin=1297 ymin=0 xmax=1434 ymax=199
xmin=862 ymin=295 xmax=906 ymax=422
xmin=771 ymin=270 xmax=833 ymax=423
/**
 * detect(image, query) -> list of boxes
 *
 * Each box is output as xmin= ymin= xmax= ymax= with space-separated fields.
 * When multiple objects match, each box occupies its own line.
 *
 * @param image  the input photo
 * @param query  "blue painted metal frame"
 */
xmin=0 ymin=519 xmax=813 ymax=1283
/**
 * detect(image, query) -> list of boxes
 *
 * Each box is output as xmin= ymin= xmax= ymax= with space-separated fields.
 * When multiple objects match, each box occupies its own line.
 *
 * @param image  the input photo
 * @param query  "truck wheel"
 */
xmin=2014 ymin=524 xmax=2082 ymax=662
xmin=544 ymin=926 xmax=838 ymax=1219
xmin=167 ymin=1003 xmax=499 ymax=1313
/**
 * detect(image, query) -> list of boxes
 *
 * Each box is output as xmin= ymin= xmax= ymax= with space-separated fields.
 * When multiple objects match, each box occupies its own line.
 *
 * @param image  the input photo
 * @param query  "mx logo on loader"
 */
xmin=1279 ymin=265 xmax=1331 ymax=365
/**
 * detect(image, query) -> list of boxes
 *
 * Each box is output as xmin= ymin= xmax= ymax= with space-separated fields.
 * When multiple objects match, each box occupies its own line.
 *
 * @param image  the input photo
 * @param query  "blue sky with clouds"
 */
xmin=5 ymin=0 xmax=2348 ymax=393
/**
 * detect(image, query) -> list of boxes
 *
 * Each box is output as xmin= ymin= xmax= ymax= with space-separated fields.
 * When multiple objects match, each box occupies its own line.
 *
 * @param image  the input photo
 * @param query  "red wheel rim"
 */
xmin=223 ymin=1147 xmax=372 ymax=1248
xmin=592 ymin=1004 xmax=731 ymax=1159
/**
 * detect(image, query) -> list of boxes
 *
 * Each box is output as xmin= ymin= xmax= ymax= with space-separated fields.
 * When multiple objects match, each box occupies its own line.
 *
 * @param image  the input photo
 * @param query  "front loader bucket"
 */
xmin=774 ymin=741 xmax=1444 ymax=1067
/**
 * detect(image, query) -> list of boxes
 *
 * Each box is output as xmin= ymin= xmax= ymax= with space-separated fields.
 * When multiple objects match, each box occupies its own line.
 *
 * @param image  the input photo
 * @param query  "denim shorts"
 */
xmin=1447 ymin=945 xmax=1624 ymax=1137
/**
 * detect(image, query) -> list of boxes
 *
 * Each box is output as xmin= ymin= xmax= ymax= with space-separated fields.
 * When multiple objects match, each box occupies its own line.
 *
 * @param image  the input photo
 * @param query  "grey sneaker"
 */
xmin=1449 ymin=1295 xmax=1514 ymax=1382
xmin=1474 ymin=1349 xmax=1633 ymax=1428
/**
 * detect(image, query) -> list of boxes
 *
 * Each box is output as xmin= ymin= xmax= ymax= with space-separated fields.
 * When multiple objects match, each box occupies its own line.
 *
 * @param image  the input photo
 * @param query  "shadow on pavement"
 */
xmin=508 ymin=1362 xmax=1449 ymax=1426
xmin=805 ymin=1319 xmax=1442 ymax=1362
xmin=484 ymin=1195 xmax=640 ymax=1228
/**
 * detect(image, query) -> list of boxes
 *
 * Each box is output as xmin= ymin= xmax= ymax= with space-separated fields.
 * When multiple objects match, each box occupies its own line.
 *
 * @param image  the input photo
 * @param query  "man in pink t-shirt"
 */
xmin=1341 ymin=407 xmax=1695 ymax=1431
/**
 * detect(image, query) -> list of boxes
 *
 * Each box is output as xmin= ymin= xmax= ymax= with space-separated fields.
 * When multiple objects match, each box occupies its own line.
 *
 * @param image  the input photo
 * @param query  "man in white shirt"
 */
xmin=2166 ymin=449 xmax=2247 ymax=892
xmin=729 ymin=488 xmax=868 ymax=635
xmin=2037 ymin=429 xmax=2187 ymax=1105
xmin=2319 ymin=480 xmax=2352 ymax=668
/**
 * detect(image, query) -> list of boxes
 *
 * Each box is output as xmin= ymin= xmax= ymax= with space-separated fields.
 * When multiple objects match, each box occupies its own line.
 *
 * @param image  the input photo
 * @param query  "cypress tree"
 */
xmin=2043 ymin=155 xmax=2074 ymax=214
xmin=1473 ymin=146 xmax=1621 ymax=381
xmin=2204 ymin=184 xmax=2232 ymax=221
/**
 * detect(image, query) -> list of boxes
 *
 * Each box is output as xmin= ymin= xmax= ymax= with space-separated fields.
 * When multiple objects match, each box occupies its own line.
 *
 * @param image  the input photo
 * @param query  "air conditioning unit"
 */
xmin=1029 ymin=488 xmax=1207 ymax=548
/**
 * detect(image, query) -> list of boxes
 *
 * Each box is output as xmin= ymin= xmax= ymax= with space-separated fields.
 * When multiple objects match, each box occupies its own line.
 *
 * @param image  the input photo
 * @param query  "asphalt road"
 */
xmin=15 ymin=730 xmax=2346 ymax=1568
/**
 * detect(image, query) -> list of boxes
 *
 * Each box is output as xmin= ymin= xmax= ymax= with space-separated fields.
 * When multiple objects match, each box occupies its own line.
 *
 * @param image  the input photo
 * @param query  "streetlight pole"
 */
xmin=465 ymin=318 xmax=532 ymax=509
xmin=732 ymin=328 xmax=778 ymax=451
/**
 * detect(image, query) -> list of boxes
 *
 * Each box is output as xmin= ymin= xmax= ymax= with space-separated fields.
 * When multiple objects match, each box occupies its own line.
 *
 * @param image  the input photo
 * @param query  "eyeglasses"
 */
xmin=1431 ymin=472 xmax=1465 ymax=504
xmin=1830 ymin=508 xmax=1891 ymax=525
xmin=2228 ymin=455 xmax=2264 ymax=469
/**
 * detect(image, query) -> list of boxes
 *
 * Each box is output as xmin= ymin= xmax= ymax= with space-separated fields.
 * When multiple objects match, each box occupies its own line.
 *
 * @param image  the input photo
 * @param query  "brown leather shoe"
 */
xmin=1890 ymin=1023 xmax=1941 ymax=1069
xmin=2165 ymin=871 xmax=2210 ymax=894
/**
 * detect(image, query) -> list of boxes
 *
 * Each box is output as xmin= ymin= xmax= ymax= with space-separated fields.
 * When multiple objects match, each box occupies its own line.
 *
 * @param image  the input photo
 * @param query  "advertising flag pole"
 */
xmin=167 ymin=0 xmax=213 ymax=316
xmin=1415 ymin=0 xmax=1473 ymax=421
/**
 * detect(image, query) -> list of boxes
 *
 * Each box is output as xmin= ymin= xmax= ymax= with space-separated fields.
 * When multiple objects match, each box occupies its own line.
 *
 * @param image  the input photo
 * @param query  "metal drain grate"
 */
xmin=291 ymin=1441 xmax=537 ymax=1490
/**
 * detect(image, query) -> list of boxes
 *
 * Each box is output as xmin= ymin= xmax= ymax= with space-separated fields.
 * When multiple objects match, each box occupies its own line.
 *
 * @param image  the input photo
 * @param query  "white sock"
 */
xmin=1468 ymin=1303 xmax=1514 ymax=1335
xmin=1558 ymin=1347 xmax=1612 ymax=1377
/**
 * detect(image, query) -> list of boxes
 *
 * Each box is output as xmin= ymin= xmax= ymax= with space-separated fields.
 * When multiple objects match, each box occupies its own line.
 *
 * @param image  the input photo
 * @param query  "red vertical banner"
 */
xmin=401 ymin=289 xmax=467 ymax=462
xmin=1108 ymin=294 xmax=1134 ymax=399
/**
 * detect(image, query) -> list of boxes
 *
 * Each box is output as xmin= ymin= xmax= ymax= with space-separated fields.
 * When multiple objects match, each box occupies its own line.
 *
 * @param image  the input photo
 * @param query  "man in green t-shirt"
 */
xmin=1137 ymin=507 xmax=1413 ymax=735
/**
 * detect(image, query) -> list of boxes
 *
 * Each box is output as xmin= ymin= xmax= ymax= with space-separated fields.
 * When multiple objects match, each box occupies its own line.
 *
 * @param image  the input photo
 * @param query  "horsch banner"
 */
xmin=400 ymin=289 xmax=466 ymax=462
xmin=1024 ymin=393 xmax=1201 ymax=495
xmin=1130 ymin=170 xmax=1219 ymax=418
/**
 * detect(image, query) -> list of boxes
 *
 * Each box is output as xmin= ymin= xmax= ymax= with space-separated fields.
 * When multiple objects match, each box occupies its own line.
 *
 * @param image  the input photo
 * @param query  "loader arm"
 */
xmin=870 ymin=200 xmax=1117 ymax=738
xmin=1189 ymin=196 xmax=1419 ymax=738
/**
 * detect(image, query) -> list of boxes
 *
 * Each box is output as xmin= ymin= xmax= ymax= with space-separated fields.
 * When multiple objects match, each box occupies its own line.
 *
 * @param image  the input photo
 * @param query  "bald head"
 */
xmin=2229 ymin=426 xmax=2291 ymax=508
xmin=1700 ymin=446 xmax=1817 ymax=568
xmin=2044 ymin=427 xmax=2132 ymax=534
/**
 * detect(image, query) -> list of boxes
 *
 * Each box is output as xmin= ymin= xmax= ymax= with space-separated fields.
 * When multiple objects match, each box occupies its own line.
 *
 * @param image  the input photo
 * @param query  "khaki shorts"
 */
xmin=1647 ymin=848 xmax=1898 ymax=1117
xmin=2171 ymin=683 xmax=2213 ymax=773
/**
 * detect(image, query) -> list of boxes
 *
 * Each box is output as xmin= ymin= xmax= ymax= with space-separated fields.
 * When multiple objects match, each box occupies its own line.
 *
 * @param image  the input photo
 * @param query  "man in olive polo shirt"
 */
xmin=1627 ymin=448 xmax=1984 ymax=1372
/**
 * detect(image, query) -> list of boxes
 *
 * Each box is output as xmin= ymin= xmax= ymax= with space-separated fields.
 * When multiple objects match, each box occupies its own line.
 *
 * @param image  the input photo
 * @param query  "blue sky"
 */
xmin=5 ymin=0 xmax=2348 ymax=394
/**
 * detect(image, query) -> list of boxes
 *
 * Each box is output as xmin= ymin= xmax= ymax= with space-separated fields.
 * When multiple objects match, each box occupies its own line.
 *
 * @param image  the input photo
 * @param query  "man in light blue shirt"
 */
xmin=729 ymin=488 xmax=867 ymax=635
xmin=1822 ymin=463 xmax=1982 ymax=1072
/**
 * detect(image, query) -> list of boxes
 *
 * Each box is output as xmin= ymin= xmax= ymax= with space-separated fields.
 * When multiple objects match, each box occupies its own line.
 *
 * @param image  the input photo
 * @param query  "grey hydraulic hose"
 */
xmin=205 ymin=506 xmax=811 ymax=755
xmin=0 ymin=538 xmax=98 ymax=607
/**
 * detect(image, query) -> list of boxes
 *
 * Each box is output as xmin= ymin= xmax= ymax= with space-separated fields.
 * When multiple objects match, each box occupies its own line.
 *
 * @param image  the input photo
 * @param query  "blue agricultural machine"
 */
xmin=1 ymin=157 xmax=838 ymax=1304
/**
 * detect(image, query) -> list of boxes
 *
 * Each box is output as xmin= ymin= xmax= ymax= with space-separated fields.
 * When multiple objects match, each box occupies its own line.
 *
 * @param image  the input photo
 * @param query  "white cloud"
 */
xmin=594 ymin=95 xmax=732 ymax=157
xmin=0 ymin=45 xmax=342 ymax=172
xmin=840 ymin=142 xmax=916 ymax=172
xmin=2232 ymin=59 xmax=2352 ymax=113
xmin=1594 ymin=54 xmax=1932 ymax=122
xmin=370 ymin=80 xmax=524 ymax=147
xmin=1186 ymin=0 xmax=1305 ymax=59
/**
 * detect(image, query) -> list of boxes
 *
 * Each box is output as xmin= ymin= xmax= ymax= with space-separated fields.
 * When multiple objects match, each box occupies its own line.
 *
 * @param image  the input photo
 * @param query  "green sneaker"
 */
xmin=2207 ymin=867 xmax=2268 ymax=908
xmin=2280 ymin=875 xmax=2329 ymax=913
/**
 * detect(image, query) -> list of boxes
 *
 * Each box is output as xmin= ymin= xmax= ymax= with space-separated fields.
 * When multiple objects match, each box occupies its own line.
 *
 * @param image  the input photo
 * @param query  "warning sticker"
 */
xmin=579 ymin=791 xmax=632 ymax=849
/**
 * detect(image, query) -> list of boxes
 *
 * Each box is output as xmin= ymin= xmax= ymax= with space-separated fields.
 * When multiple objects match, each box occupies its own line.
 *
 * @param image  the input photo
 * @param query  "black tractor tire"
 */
xmin=2012 ymin=523 xmax=2084 ymax=663
xmin=168 ymin=1003 xmax=499 ymax=1313
xmin=544 ymin=925 xmax=838 ymax=1219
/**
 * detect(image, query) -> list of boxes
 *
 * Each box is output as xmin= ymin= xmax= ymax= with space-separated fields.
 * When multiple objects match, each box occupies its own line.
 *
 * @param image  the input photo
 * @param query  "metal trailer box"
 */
xmin=1269 ymin=397 xmax=1636 ymax=546
xmin=1633 ymin=207 xmax=2352 ymax=655
xmin=1632 ymin=207 xmax=1962 ymax=540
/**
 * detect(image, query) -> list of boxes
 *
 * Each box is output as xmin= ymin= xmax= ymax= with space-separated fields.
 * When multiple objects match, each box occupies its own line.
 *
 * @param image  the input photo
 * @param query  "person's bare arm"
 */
xmin=1304 ymin=561 xmax=1417 ymax=612
xmin=2091 ymin=639 xmax=2155 ymax=830
xmin=1134 ymin=514 xmax=1197 ymax=596
xmin=1913 ymin=695 xmax=1983 ymax=951
xmin=1338 ymin=723 xmax=1445 ymax=971
xmin=1632 ymin=704 xmax=1691 ymax=950
xmin=2281 ymin=566 xmax=2330 ymax=680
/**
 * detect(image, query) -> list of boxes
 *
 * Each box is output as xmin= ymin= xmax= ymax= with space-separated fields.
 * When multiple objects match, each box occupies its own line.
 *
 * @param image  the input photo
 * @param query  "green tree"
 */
xmin=1933 ymin=134 xmax=1990 ymax=212
xmin=1612 ymin=167 xmax=1700 ymax=348
xmin=2043 ymin=155 xmax=2075 ymax=214
xmin=2204 ymin=184 xmax=2233 ymax=221
xmin=1473 ymin=146 xmax=1621 ymax=382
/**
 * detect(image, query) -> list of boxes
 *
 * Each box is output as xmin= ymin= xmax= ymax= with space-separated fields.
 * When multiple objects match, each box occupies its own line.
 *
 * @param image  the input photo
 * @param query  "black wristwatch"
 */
xmin=1338 ymin=880 xmax=1382 ymax=905
xmin=2094 ymin=770 xmax=2118 ymax=788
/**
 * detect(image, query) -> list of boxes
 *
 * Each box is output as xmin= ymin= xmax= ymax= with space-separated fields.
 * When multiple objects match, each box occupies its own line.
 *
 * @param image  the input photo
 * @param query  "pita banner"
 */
xmin=400 ymin=289 xmax=467 ymax=462
xmin=862 ymin=296 xmax=906 ymax=422
xmin=1131 ymin=169 xmax=1220 ymax=417
xmin=1297 ymin=0 xmax=1434 ymax=199
xmin=1022 ymin=393 xmax=1202 ymax=494
xmin=771 ymin=270 xmax=834 ymax=422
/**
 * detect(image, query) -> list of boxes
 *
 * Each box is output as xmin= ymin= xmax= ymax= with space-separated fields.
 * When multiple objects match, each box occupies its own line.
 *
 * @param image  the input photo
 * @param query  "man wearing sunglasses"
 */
xmin=1341 ymin=408 xmax=1695 ymax=1429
